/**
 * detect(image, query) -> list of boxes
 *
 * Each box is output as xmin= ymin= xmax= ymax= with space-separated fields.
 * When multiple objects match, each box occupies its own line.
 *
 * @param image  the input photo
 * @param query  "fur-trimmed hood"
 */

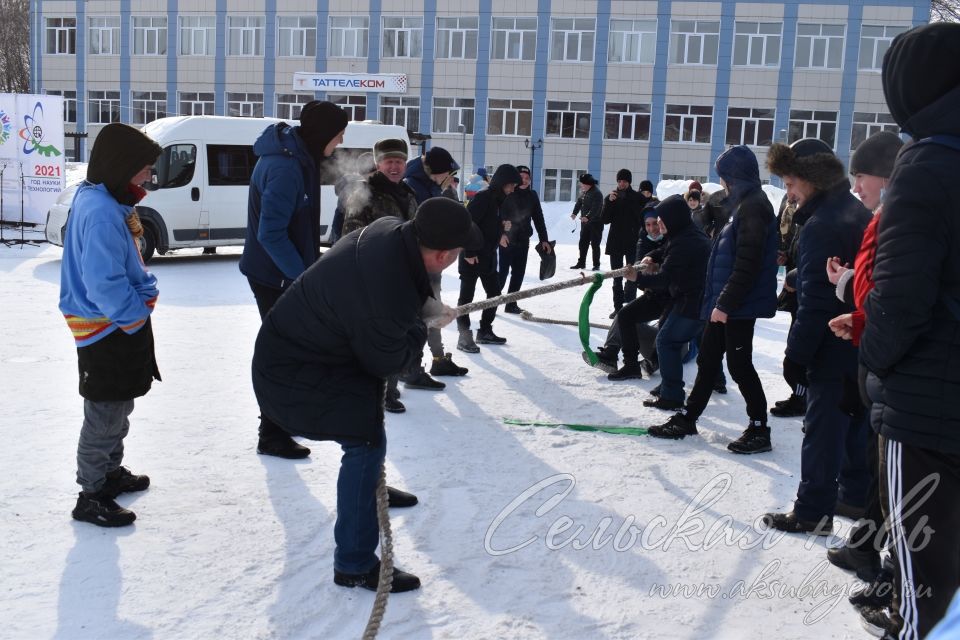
xmin=766 ymin=142 xmax=847 ymax=192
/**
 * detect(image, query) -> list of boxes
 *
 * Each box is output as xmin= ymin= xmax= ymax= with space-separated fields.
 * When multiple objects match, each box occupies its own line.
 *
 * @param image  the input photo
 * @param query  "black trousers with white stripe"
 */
xmin=879 ymin=435 xmax=960 ymax=639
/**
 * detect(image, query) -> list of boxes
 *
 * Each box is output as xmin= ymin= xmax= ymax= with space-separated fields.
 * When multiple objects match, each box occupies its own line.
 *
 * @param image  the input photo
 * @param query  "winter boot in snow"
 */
xmin=643 ymin=396 xmax=684 ymax=410
xmin=476 ymin=328 xmax=507 ymax=344
xmin=401 ymin=369 xmax=446 ymax=391
xmin=569 ymin=262 xmax=586 ymax=270
xmin=457 ymin=329 xmax=480 ymax=354
xmin=334 ymin=561 xmax=421 ymax=593
xmin=771 ymin=393 xmax=807 ymax=417
xmin=849 ymin=565 xmax=894 ymax=609
xmin=584 ymin=346 xmax=617 ymax=373
xmin=503 ymin=302 xmax=524 ymax=314
xmin=430 ymin=353 xmax=468 ymax=376
xmin=258 ymin=425 xmax=311 ymax=459
xmin=761 ymin=511 xmax=833 ymax=535
xmin=608 ymin=355 xmax=643 ymax=381
xmin=101 ymin=466 xmax=150 ymax=498
xmin=385 ymin=397 xmax=406 ymax=413
xmin=72 ymin=490 xmax=136 ymax=527
xmin=640 ymin=357 xmax=659 ymax=377
xmin=387 ymin=486 xmax=418 ymax=508
xmin=827 ymin=542 xmax=881 ymax=581
xmin=648 ymin=412 xmax=698 ymax=439
xmin=727 ymin=422 xmax=772 ymax=454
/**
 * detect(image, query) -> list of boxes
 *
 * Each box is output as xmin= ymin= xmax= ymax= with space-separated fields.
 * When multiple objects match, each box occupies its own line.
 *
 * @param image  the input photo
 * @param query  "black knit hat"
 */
xmin=849 ymin=131 xmax=903 ymax=178
xmin=424 ymin=147 xmax=460 ymax=175
xmin=639 ymin=180 xmax=654 ymax=192
xmin=414 ymin=197 xmax=483 ymax=250
xmin=87 ymin=123 xmax=162 ymax=205
xmin=579 ymin=173 xmax=597 ymax=186
xmin=298 ymin=100 xmax=349 ymax=158
xmin=616 ymin=168 xmax=632 ymax=183
xmin=373 ymin=138 xmax=408 ymax=163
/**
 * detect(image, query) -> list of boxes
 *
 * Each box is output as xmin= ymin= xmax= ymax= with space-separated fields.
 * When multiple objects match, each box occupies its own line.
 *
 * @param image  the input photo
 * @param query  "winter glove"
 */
xmin=839 ymin=375 xmax=866 ymax=419
xmin=782 ymin=357 xmax=808 ymax=397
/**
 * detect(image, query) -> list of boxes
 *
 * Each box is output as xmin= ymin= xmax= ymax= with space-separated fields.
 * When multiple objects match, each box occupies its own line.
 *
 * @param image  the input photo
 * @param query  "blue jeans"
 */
xmin=655 ymin=313 xmax=704 ymax=405
xmin=333 ymin=432 xmax=387 ymax=574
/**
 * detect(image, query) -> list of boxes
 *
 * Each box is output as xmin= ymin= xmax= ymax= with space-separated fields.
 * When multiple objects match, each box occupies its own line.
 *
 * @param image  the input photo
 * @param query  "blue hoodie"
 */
xmin=239 ymin=122 xmax=320 ymax=289
xmin=403 ymin=156 xmax=443 ymax=205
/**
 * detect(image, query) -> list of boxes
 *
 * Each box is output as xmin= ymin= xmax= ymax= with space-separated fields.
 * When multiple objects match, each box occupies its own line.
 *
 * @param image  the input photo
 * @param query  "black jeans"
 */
xmin=615 ymin=295 xmax=668 ymax=359
xmin=248 ymin=279 xmax=290 ymax=440
xmin=577 ymin=222 xmax=602 ymax=268
xmin=457 ymin=271 xmax=501 ymax=332
xmin=498 ymin=242 xmax=529 ymax=294
xmin=609 ymin=246 xmax=638 ymax=309
xmin=685 ymin=319 xmax=767 ymax=423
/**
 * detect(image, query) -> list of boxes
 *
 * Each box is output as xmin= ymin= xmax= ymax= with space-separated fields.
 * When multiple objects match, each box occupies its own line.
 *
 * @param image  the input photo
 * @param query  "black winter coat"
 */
xmin=572 ymin=186 xmax=604 ymax=223
xmin=633 ymin=209 xmax=710 ymax=319
xmin=861 ymin=80 xmax=960 ymax=452
xmin=252 ymin=218 xmax=432 ymax=445
xmin=602 ymin=187 xmax=643 ymax=255
xmin=341 ymin=171 xmax=418 ymax=235
xmin=785 ymin=181 xmax=871 ymax=368
xmin=502 ymin=187 xmax=548 ymax=245
xmin=696 ymin=190 xmax=730 ymax=238
xmin=462 ymin=165 xmax=520 ymax=274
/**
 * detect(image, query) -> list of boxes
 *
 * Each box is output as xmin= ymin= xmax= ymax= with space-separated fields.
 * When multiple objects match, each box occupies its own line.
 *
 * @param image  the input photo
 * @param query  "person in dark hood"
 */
xmin=858 ymin=22 xmax=960 ymax=640
xmin=648 ymin=146 xmax=779 ymax=455
xmin=761 ymin=137 xmax=872 ymax=537
xmin=602 ymin=168 xmax=644 ymax=317
xmin=498 ymin=165 xmax=552 ymax=314
xmin=240 ymin=100 xmax=349 ymax=459
xmin=456 ymin=164 xmax=522 ymax=352
xmin=570 ymin=174 xmax=604 ymax=270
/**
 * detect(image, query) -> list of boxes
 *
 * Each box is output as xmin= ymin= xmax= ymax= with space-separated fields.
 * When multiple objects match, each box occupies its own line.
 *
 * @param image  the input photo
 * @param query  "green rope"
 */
xmin=503 ymin=418 xmax=649 ymax=437
xmin=578 ymin=273 xmax=605 ymax=366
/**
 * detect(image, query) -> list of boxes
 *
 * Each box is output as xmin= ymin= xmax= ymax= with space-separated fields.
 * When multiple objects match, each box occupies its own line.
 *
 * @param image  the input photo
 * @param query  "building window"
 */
xmin=608 ymin=19 xmax=656 ymax=64
xmin=89 ymin=17 xmax=120 ymax=55
xmin=277 ymin=16 xmax=316 ymax=57
xmin=132 ymin=91 xmax=167 ymax=125
xmin=550 ymin=18 xmax=595 ymax=62
xmin=487 ymin=99 xmax=533 ymax=136
xmin=491 ymin=17 xmax=537 ymax=61
xmin=382 ymin=17 xmax=423 ymax=58
xmin=851 ymin=112 xmax=899 ymax=151
xmin=733 ymin=22 xmax=781 ymax=67
xmin=433 ymin=98 xmax=474 ymax=134
xmin=228 ymin=16 xmax=265 ymax=56
xmin=788 ymin=109 xmax=838 ymax=147
xmin=45 ymin=18 xmax=76 ymax=55
xmin=179 ymin=92 xmax=215 ymax=116
xmin=795 ymin=23 xmax=844 ymax=69
xmin=329 ymin=95 xmax=367 ymax=121
xmin=329 ymin=16 xmax=369 ymax=58
xmin=179 ymin=16 xmax=215 ymax=56
xmin=670 ymin=20 xmax=719 ymax=65
xmin=275 ymin=94 xmax=313 ymax=120
xmin=88 ymin=91 xmax=120 ymax=124
xmin=46 ymin=90 xmax=77 ymax=123
xmin=664 ymin=104 xmax=713 ymax=143
xmin=132 ymin=16 xmax=167 ymax=55
xmin=379 ymin=96 xmax=420 ymax=130
xmin=859 ymin=25 xmax=908 ymax=71
xmin=604 ymin=103 xmax=651 ymax=141
xmin=227 ymin=92 xmax=264 ymax=118
xmin=436 ymin=17 xmax=478 ymax=60
xmin=546 ymin=101 xmax=591 ymax=139
xmin=543 ymin=169 xmax=585 ymax=202
xmin=725 ymin=107 xmax=775 ymax=146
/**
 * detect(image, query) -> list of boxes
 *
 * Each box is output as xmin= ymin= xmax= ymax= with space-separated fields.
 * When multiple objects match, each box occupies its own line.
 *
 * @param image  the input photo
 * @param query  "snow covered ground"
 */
xmin=1 ymin=202 xmax=874 ymax=640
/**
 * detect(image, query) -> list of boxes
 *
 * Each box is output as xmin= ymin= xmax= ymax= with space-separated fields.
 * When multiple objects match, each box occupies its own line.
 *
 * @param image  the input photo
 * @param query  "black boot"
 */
xmin=771 ymin=394 xmax=806 ymax=417
xmin=640 ymin=358 xmax=659 ymax=376
xmin=503 ymin=302 xmax=524 ymax=314
xmin=476 ymin=328 xmax=507 ymax=344
xmin=258 ymin=422 xmax=311 ymax=459
xmin=643 ymin=396 xmax=684 ymax=410
xmin=648 ymin=412 xmax=698 ymax=439
xmin=586 ymin=346 xmax=618 ymax=373
xmin=101 ymin=466 xmax=150 ymax=498
xmin=387 ymin=486 xmax=418 ymax=508
xmin=401 ymin=369 xmax=446 ymax=390
xmin=761 ymin=511 xmax=833 ymax=535
xmin=827 ymin=543 xmax=881 ymax=581
xmin=608 ymin=357 xmax=644 ymax=381
xmin=858 ymin=606 xmax=898 ymax=639
xmin=727 ymin=422 xmax=772 ymax=454
xmin=569 ymin=262 xmax=585 ymax=270
xmin=429 ymin=353 xmax=468 ymax=376
xmin=334 ymin=561 xmax=421 ymax=593
xmin=72 ymin=490 xmax=137 ymax=527
xmin=385 ymin=397 xmax=406 ymax=413
xmin=849 ymin=566 xmax=894 ymax=609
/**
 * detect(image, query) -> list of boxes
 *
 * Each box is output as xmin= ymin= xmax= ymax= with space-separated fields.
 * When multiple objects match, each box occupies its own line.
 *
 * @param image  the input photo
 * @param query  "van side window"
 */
xmin=207 ymin=145 xmax=258 ymax=186
xmin=154 ymin=143 xmax=197 ymax=189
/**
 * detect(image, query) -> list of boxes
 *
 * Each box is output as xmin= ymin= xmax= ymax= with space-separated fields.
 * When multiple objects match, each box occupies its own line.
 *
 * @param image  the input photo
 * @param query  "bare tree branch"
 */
xmin=932 ymin=0 xmax=960 ymax=22
xmin=0 ymin=0 xmax=30 ymax=93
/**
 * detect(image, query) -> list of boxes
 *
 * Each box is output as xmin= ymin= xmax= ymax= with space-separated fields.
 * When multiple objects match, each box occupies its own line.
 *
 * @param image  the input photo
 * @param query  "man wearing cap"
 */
xmin=602 ymin=168 xmax=644 ymax=317
xmin=761 ymin=137 xmax=872 ymax=534
xmin=252 ymin=198 xmax=481 ymax=593
xmin=498 ymin=165 xmax=552 ymax=314
xmin=402 ymin=147 xmax=470 ymax=381
xmin=570 ymin=174 xmax=604 ymax=271
xmin=241 ymin=100 xmax=349 ymax=460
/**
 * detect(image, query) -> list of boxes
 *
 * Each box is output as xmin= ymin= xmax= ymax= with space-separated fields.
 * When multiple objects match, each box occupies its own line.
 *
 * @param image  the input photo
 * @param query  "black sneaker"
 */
xmin=430 ymin=353 xmax=468 ymax=376
xmin=608 ymin=362 xmax=644 ymax=381
xmin=643 ymin=397 xmax=684 ymax=411
xmin=385 ymin=397 xmax=406 ymax=413
xmin=503 ymin=303 xmax=524 ymax=314
xmin=648 ymin=413 xmax=698 ymax=439
xmin=582 ymin=350 xmax=617 ymax=374
xmin=334 ymin=561 xmax=421 ymax=593
xmin=258 ymin=434 xmax=311 ymax=459
xmin=592 ymin=265 xmax=601 ymax=271
xmin=727 ymin=424 xmax=772 ymax=454
xmin=761 ymin=511 xmax=833 ymax=536
xmin=858 ymin=606 xmax=898 ymax=639
xmin=387 ymin=486 xmax=418 ymax=508
xmin=402 ymin=371 xmax=446 ymax=390
xmin=476 ymin=329 xmax=507 ymax=345
xmin=850 ymin=567 xmax=894 ymax=609
xmin=72 ymin=490 xmax=136 ymax=527
xmin=640 ymin=358 xmax=659 ymax=376
xmin=826 ymin=544 xmax=881 ymax=582
xmin=771 ymin=394 xmax=806 ymax=417
xmin=101 ymin=466 xmax=150 ymax=498
xmin=569 ymin=263 xmax=585 ymax=270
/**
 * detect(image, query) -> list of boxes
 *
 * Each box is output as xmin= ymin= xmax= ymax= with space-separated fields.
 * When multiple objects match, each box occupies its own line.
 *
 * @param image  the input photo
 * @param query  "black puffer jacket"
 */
xmin=341 ymin=171 xmax=418 ymax=235
xmin=696 ymin=190 xmax=730 ymax=239
xmin=501 ymin=186 xmax=548 ymax=245
xmin=462 ymin=164 xmax=521 ymax=274
xmin=861 ymin=23 xmax=960 ymax=453
xmin=252 ymin=217 xmax=432 ymax=445
xmin=601 ymin=186 xmax=643 ymax=255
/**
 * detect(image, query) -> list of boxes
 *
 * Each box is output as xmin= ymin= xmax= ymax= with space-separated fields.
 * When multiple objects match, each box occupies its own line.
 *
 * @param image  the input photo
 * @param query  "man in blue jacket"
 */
xmin=762 ymin=138 xmax=872 ymax=534
xmin=240 ymin=101 xmax=349 ymax=459
xmin=648 ymin=146 xmax=779 ymax=454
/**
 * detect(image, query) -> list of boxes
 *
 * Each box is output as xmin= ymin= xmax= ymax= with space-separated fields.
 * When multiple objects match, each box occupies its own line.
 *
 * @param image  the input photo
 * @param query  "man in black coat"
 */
xmin=761 ymin=138 xmax=873 ymax=535
xmin=859 ymin=23 xmax=960 ymax=639
xmin=456 ymin=164 xmax=522 ymax=352
xmin=570 ymin=174 xmax=604 ymax=270
xmin=252 ymin=198 xmax=482 ymax=593
xmin=498 ymin=164 xmax=552 ymax=314
xmin=602 ymin=168 xmax=644 ymax=316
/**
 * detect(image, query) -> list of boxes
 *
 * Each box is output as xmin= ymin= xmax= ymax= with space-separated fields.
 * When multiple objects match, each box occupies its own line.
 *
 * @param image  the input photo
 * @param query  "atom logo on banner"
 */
xmin=0 ymin=110 xmax=12 ymax=145
xmin=18 ymin=101 xmax=62 ymax=158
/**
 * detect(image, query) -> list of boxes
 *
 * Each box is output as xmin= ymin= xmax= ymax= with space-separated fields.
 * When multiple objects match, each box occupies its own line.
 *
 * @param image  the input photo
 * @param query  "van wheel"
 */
xmin=137 ymin=226 xmax=157 ymax=263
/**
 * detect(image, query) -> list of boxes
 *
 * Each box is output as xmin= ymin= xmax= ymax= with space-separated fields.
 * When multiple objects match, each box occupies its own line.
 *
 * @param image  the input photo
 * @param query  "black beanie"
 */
xmin=639 ymin=180 xmax=654 ymax=192
xmin=298 ymin=101 xmax=349 ymax=158
xmin=849 ymin=131 xmax=903 ymax=178
xmin=616 ymin=168 xmax=632 ymax=183
xmin=579 ymin=173 xmax=597 ymax=186
xmin=87 ymin=123 xmax=162 ymax=205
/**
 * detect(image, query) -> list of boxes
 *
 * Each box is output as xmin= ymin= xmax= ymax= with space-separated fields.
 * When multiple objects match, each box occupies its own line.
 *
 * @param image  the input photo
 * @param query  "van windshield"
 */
xmin=154 ymin=144 xmax=197 ymax=189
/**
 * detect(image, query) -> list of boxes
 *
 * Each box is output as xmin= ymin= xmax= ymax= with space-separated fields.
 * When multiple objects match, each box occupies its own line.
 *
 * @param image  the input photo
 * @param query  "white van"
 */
xmin=45 ymin=116 xmax=409 ymax=261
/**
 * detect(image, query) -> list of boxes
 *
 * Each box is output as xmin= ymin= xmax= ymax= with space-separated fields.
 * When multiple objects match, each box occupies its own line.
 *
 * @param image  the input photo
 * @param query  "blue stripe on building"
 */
xmin=708 ymin=1 xmax=736 ymax=183
xmin=366 ymin=0 xmax=382 ymax=116
xmin=215 ymin=0 xmax=226 ymax=115
xmin=471 ymin=0 xmax=492 ymax=170
xmin=529 ymin=0 xmax=552 ymax=193
xmin=166 ymin=0 xmax=178 ymax=118
xmin=588 ymin=0 xmax=611 ymax=179
xmin=645 ymin=0 xmax=673 ymax=182
xmin=120 ymin=0 xmax=131 ymax=124
xmin=263 ymin=0 xmax=276 ymax=117
xmin=835 ymin=1 xmax=864 ymax=168
xmin=75 ymin=0 xmax=85 ymax=158
xmin=315 ymin=0 xmax=329 ymax=100
xmin=419 ymin=0 xmax=437 ymax=138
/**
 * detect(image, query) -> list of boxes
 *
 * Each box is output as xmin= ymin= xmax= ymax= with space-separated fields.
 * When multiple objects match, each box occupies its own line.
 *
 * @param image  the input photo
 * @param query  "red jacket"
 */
xmin=851 ymin=209 xmax=881 ymax=345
